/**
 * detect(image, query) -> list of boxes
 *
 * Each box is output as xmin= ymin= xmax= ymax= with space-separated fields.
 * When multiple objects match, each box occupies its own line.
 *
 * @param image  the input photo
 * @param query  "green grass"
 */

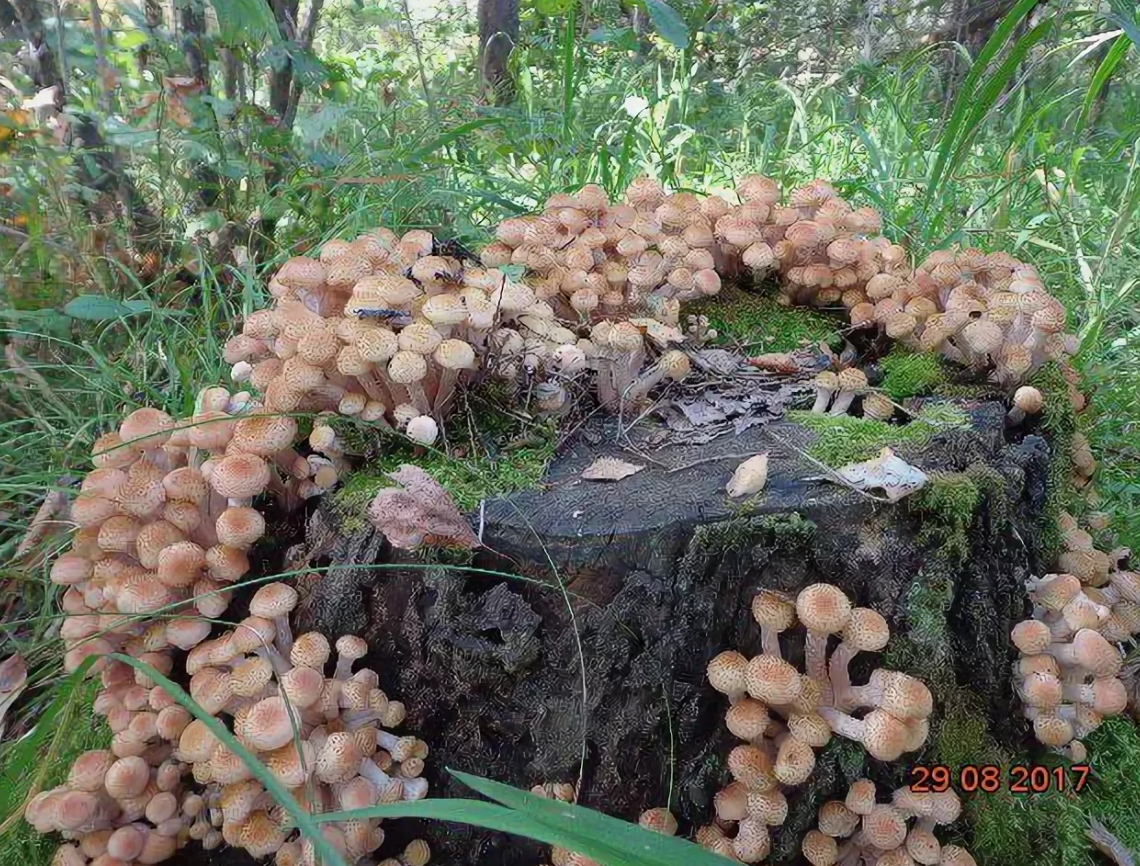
xmin=788 ymin=403 xmax=971 ymax=466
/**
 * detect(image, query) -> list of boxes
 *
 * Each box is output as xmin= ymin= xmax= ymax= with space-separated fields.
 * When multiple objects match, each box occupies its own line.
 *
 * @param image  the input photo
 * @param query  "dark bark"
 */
xmin=181 ymin=0 xmax=209 ymax=88
xmin=222 ymin=48 xmax=244 ymax=103
xmin=9 ymin=0 xmax=64 ymax=99
xmin=477 ymin=0 xmax=519 ymax=103
xmin=268 ymin=0 xmax=300 ymax=121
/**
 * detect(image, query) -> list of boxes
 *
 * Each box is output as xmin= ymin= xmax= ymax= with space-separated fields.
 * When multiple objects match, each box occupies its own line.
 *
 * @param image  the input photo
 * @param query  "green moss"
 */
xmin=882 ymin=565 xmax=956 ymax=694
xmin=1082 ymin=716 xmax=1140 ymax=851
xmin=879 ymin=347 xmax=949 ymax=400
xmin=788 ymin=403 xmax=970 ymax=466
xmin=933 ymin=693 xmax=1089 ymax=866
xmin=915 ymin=471 xmax=981 ymax=560
xmin=690 ymin=286 xmax=840 ymax=353
xmin=329 ymin=416 xmax=557 ymax=534
xmin=1031 ymin=363 xmax=1082 ymax=562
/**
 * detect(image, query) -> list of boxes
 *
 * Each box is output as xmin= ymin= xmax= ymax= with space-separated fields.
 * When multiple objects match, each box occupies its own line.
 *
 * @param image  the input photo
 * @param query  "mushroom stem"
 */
xmin=760 ymin=626 xmax=782 ymax=659
xmin=405 ymin=381 xmax=431 ymax=416
xmin=341 ymin=710 xmax=382 ymax=729
xmin=255 ymin=645 xmax=291 ymax=680
xmin=805 ymin=633 xmax=830 ymax=692
xmin=810 ymin=388 xmax=832 ymax=413
xmin=401 ymin=777 xmax=429 ymax=800
xmin=817 ymin=705 xmax=865 ymax=741
xmin=433 ymin=369 xmax=460 ymax=417
xmin=828 ymin=390 xmax=857 ymax=416
xmin=828 ymin=642 xmax=857 ymax=710
xmin=357 ymin=759 xmax=402 ymax=798
xmin=272 ymin=617 xmax=294 ymax=659
xmin=625 ymin=365 xmax=667 ymax=406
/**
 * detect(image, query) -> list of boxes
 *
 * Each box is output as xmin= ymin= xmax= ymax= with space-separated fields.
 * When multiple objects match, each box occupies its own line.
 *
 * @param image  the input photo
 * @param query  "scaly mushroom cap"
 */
xmin=229 ymin=656 xmax=274 ymax=698
xmin=245 ymin=696 xmax=295 ymax=751
xmin=1011 ymin=619 xmax=1051 ymax=655
xmin=434 ymin=339 xmax=476 ymax=371
xmin=119 ymin=408 xmax=175 ymax=450
xmin=732 ymin=817 xmax=771 ymax=864
xmin=316 ymin=732 xmax=362 ymax=784
xmin=216 ymin=506 xmax=267 ymax=549
xmin=388 ymin=351 xmax=428 ymax=385
xmin=802 ymin=831 xmax=839 ymax=866
xmin=1013 ymin=386 xmax=1043 ymax=414
xmin=1020 ymin=671 xmax=1062 ymax=708
xmin=841 ymin=608 xmax=890 ymax=651
xmin=209 ymin=454 xmax=271 ymax=499
xmin=863 ymin=392 xmax=895 ymax=421
xmin=92 ymin=432 xmax=136 ymax=469
xmin=659 ymin=350 xmax=691 ymax=381
xmin=250 ymin=583 xmax=298 ymax=621
xmin=861 ymin=709 xmax=912 ymax=760
xmin=291 ymin=632 xmax=331 ymax=669
xmin=862 ymin=804 xmax=907 ymax=850
xmin=818 ymin=800 xmax=859 ymax=837
xmin=867 ymin=669 xmax=933 ymax=719
xmin=836 ymin=368 xmax=868 ymax=393
xmin=745 ymin=654 xmax=804 ymax=705
xmin=156 ymin=541 xmax=205 ymax=587
xmin=726 ymin=745 xmax=776 ymax=790
xmin=398 ymin=323 xmax=444 ymax=356
xmin=1068 ymin=628 xmax=1122 ymax=678
xmin=1033 ymin=713 xmax=1074 ymax=747
xmin=751 ymin=590 xmax=796 ymax=632
xmin=706 ymin=650 xmax=748 ymax=696
xmin=229 ymin=415 xmax=299 ymax=457
xmin=796 ymin=583 xmax=852 ymax=634
xmin=280 ymin=666 xmax=324 ymax=708
xmin=638 ymin=808 xmax=677 ymax=836
xmin=163 ymin=466 xmax=208 ymax=504
xmin=336 ymin=635 xmax=369 ymax=663
xmin=813 ymin=371 xmax=839 ymax=393
xmin=940 ymin=846 xmax=978 ymax=866
xmin=104 ymin=755 xmax=150 ymax=799
xmin=788 ymin=712 xmax=832 ymax=747
xmin=67 ymin=750 xmax=115 ymax=792
xmin=747 ymin=789 xmax=788 ymax=826
xmin=774 ymin=735 xmax=816 ymax=785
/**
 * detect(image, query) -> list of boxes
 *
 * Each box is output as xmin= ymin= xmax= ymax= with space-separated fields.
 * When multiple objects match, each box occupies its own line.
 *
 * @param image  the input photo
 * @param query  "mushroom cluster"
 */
xmin=799 ymin=781 xmax=975 ymax=866
xmin=845 ymin=247 xmax=1081 ymax=393
xmin=1011 ymin=512 xmax=1135 ymax=758
xmin=30 ymin=401 xmax=433 ymax=866
xmin=701 ymin=585 xmax=932 ymax=862
xmin=541 ymin=807 xmax=678 ymax=866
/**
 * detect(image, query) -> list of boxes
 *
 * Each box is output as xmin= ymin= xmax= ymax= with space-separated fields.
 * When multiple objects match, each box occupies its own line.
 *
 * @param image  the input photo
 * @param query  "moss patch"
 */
xmin=882 ymin=564 xmax=956 ymax=695
xmin=933 ymin=693 xmax=1089 ymax=866
xmin=690 ymin=286 xmax=840 ymax=353
xmin=788 ymin=403 xmax=970 ymax=466
xmin=879 ymin=347 xmax=950 ymax=400
xmin=1031 ymin=362 xmax=1082 ymax=562
xmin=914 ymin=471 xmax=981 ymax=561
xmin=1082 ymin=715 xmax=1140 ymax=851
xmin=329 ymin=414 xmax=557 ymax=534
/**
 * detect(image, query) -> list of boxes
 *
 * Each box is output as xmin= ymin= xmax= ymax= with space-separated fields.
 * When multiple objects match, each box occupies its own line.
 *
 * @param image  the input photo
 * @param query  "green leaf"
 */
xmin=644 ymin=0 xmax=689 ymax=49
xmin=62 ymin=295 xmax=154 ymax=321
xmin=586 ymin=26 xmax=639 ymax=51
xmin=533 ymin=0 xmax=575 ymax=15
xmin=1105 ymin=0 xmax=1140 ymax=49
xmin=1075 ymin=35 xmax=1130 ymax=138
xmin=209 ymin=0 xmax=279 ymax=46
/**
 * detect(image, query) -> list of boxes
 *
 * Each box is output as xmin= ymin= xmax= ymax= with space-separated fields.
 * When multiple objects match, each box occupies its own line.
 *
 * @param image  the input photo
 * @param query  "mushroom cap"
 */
xmin=796 ymin=583 xmax=852 ymax=634
xmin=162 ymin=466 xmax=208 ymax=504
xmin=388 ymin=351 xmax=428 ymax=385
xmin=813 ymin=371 xmax=839 ymax=391
xmin=406 ymin=415 xmax=439 ymax=446
xmin=67 ymin=750 xmax=115 ymax=792
xmin=1070 ymin=628 xmax=1122 ymax=678
xmin=1013 ymin=386 xmax=1044 ymax=414
xmin=434 ymin=339 xmax=476 ymax=371
xmin=119 ymin=408 xmax=175 ymax=450
xmin=280 ymin=666 xmax=325 ymax=708
xmin=1020 ymin=671 xmax=1062 ymax=708
xmin=862 ymin=803 xmax=907 ymax=850
xmin=725 ymin=699 xmax=770 ymax=741
xmin=836 ymin=367 xmax=868 ymax=392
xmin=845 ymin=778 xmax=877 ymax=815
xmin=637 ymin=807 xmax=677 ymax=836
xmin=291 ymin=632 xmax=331 ymax=669
xmin=178 ymin=719 xmax=219 ymax=762
xmin=726 ymin=744 xmax=776 ymax=790
xmin=92 ymin=432 xmax=136 ymax=470
xmin=229 ymin=656 xmax=274 ymax=698
xmin=215 ymin=506 xmax=267 ymax=549
xmin=868 ymin=669 xmax=933 ymax=719
xmin=802 ymin=830 xmax=839 ymax=866
xmin=336 ymin=634 xmax=368 ymax=661
xmin=713 ymin=782 xmax=749 ymax=822
xmin=841 ymin=608 xmax=890 ymax=651
xmin=746 ymin=788 xmax=787 ymax=826
xmin=315 ymin=732 xmax=363 ymax=783
xmin=774 ymin=735 xmax=816 ymax=785
xmin=940 ymin=846 xmax=978 ymax=866
xmin=1033 ymin=713 xmax=1074 ymax=747
xmin=229 ymin=415 xmax=299 ymax=457
xmin=751 ymin=590 xmax=796 ymax=632
xmin=659 ymin=350 xmax=691 ymax=382
xmin=398 ymin=323 xmax=444 ymax=355
xmin=246 ymin=696 xmax=296 ymax=751
xmin=788 ymin=711 xmax=832 ymax=748
xmin=1011 ymin=619 xmax=1051 ymax=655
xmin=860 ymin=709 xmax=912 ymax=760
xmin=818 ymin=800 xmax=859 ymax=837
xmin=250 ymin=583 xmax=299 ymax=619
xmin=209 ymin=454 xmax=271 ymax=499
xmin=706 ymin=650 xmax=748 ymax=695
xmin=104 ymin=755 xmax=150 ymax=799
xmin=745 ymin=653 xmax=804 ymax=705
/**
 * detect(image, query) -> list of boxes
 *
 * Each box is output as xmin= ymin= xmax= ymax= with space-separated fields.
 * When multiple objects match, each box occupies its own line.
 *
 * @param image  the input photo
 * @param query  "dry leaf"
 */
xmin=0 ymin=653 xmax=28 ymax=739
xmin=163 ymin=76 xmax=204 ymax=96
xmin=748 ymin=352 xmax=800 ymax=373
xmin=835 ymin=447 xmax=928 ymax=501
xmin=726 ymin=453 xmax=769 ymax=497
xmin=581 ymin=457 xmax=644 ymax=482
xmin=367 ymin=464 xmax=480 ymax=550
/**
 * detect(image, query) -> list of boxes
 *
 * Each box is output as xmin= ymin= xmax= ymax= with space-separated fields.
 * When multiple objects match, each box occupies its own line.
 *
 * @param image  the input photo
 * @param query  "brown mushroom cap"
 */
xmin=796 ymin=584 xmax=852 ymax=634
xmin=706 ymin=650 xmax=748 ymax=696
xmin=841 ymin=608 xmax=890 ymax=651
xmin=119 ymin=408 xmax=175 ymax=450
xmin=209 ymin=454 xmax=271 ymax=499
xmin=1013 ymin=386 xmax=1044 ymax=414
xmin=745 ymin=654 xmax=804 ymax=705
xmin=802 ymin=830 xmax=839 ymax=866
xmin=862 ymin=803 xmax=907 ymax=850
xmin=818 ymin=800 xmax=859 ymax=837
xmin=751 ymin=590 xmax=796 ymax=632
xmin=290 ymin=632 xmax=331 ymax=669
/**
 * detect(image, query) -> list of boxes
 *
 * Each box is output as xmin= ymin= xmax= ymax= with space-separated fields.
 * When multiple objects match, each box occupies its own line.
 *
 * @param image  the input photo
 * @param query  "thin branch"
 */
xmin=87 ymin=0 xmax=111 ymax=113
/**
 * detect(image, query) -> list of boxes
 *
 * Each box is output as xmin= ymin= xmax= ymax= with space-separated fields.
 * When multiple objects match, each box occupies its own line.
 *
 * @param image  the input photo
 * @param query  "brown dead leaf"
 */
xmin=580 ymin=457 xmax=644 ymax=482
xmin=132 ymin=91 xmax=161 ymax=118
xmin=166 ymin=94 xmax=193 ymax=129
xmin=368 ymin=464 xmax=480 ymax=550
xmin=163 ymin=76 xmax=204 ymax=97
xmin=748 ymin=352 xmax=800 ymax=373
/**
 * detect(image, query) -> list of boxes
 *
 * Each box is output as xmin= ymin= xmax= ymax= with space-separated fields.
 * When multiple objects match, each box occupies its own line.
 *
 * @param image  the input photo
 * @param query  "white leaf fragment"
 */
xmin=726 ymin=453 xmax=770 ymax=498
xmin=581 ymin=457 xmax=645 ymax=482
xmin=835 ymin=447 xmax=928 ymax=501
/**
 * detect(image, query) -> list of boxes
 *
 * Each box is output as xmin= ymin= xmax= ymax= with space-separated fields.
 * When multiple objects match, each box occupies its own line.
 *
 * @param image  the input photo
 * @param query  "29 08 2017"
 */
xmin=908 ymin=763 xmax=1090 ymax=794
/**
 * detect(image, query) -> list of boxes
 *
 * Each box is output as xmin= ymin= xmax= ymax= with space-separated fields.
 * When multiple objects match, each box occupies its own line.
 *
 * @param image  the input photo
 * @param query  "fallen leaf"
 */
xmin=581 ymin=457 xmax=644 ymax=482
xmin=834 ymin=447 xmax=928 ymax=501
xmin=1087 ymin=817 xmax=1136 ymax=866
xmin=727 ymin=453 xmax=769 ymax=497
xmin=368 ymin=465 xmax=480 ymax=550
xmin=748 ymin=352 xmax=800 ymax=373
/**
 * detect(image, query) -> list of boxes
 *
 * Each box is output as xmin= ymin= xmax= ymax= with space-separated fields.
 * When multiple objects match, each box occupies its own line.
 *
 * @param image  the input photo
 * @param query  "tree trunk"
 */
xmin=477 ymin=0 xmax=519 ymax=103
xmin=136 ymin=0 xmax=163 ymax=74
xmin=181 ymin=0 xmax=209 ymax=88
xmin=9 ymin=0 xmax=64 ymax=99
xmin=268 ymin=0 xmax=300 ymax=122
xmin=222 ymin=48 xmax=245 ymax=103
